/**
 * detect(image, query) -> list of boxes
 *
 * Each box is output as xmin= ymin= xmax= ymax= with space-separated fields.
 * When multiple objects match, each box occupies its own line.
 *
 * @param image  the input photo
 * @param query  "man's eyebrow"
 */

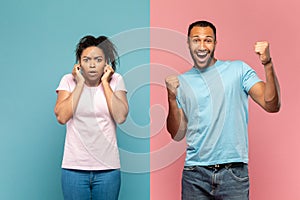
xmin=191 ymin=35 xmax=214 ymax=38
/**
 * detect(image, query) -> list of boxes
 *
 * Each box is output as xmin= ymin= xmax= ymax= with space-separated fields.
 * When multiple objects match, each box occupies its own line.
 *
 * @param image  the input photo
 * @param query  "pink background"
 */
xmin=150 ymin=0 xmax=300 ymax=199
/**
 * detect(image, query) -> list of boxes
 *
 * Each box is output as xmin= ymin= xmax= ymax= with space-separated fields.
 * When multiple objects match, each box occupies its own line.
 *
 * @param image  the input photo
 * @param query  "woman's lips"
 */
xmin=88 ymin=71 xmax=97 ymax=76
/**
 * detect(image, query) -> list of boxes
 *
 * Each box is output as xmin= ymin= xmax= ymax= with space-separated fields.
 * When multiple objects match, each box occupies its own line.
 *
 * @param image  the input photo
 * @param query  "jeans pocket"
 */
xmin=183 ymin=166 xmax=197 ymax=171
xmin=228 ymin=164 xmax=249 ymax=182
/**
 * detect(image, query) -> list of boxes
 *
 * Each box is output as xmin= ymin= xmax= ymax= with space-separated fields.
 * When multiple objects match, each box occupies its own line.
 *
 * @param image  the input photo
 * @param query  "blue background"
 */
xmin=0 ymin=0 xmax=150 ymax=199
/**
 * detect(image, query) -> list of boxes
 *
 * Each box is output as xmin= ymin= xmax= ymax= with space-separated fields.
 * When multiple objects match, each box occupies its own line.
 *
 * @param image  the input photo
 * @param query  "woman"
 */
xmin=55 ymin=35 xmax=128 ymax=200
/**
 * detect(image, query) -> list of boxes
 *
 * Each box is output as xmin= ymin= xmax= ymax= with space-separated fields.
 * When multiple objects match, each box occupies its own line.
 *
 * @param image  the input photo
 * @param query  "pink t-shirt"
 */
xmin=56 ymin=73 xmax=127 ymax=170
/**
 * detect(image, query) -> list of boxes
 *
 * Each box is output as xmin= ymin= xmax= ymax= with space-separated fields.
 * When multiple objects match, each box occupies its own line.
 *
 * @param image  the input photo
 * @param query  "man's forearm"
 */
xmin=264 ymin=61 xmax=281 ymax=112
xmin=166 ymin=98 xmax=186 ymax=141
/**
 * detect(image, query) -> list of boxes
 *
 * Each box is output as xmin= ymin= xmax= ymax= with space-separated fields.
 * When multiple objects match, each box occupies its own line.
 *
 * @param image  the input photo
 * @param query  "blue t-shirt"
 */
xmin=177 ymin=60 xmax=261 ymax=166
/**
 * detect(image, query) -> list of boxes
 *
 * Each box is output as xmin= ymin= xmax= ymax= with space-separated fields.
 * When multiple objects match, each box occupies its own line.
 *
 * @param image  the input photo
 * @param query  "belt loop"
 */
xmin=225 ymin=163 xmax=232 ymax=169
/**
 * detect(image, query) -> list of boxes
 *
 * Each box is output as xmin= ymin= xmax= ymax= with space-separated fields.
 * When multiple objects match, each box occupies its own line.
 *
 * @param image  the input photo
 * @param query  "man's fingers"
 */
xmin=165 ymin=76 xmax=180 ymax=90
xmin=254 ymin=41 xmax=269 ymax=55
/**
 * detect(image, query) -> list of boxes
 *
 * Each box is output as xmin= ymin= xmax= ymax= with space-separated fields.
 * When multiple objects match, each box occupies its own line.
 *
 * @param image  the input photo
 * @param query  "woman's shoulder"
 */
xmin=112 ymin=72 xmax=122 ymax=78
xmin=59 ymin=73 xmax=76 ymax=86
xmin=61 ymin=73 xmax=74 ymax=80
xmin=111 ymin=72 xmax=124 ymax=82
xmin=59 ymin=73 xmax=75 ymax=83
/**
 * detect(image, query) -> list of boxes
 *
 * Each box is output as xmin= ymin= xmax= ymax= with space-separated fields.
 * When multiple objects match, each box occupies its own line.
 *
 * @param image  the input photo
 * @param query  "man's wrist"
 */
xmin=167 ymin=88 xmax=177 ymax=100
xmin=262 ymin=57 xmax=272 ymax=65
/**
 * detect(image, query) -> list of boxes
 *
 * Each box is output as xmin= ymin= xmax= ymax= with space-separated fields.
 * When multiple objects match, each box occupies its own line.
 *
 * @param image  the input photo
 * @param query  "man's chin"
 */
xmin=194 ymin=57 xmax=216 ymax=69
xmin=195 ymin=61 xmax=209 ymax=69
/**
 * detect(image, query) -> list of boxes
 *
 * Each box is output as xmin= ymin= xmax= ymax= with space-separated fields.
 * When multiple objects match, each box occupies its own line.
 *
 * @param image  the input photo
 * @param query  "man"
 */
xmin=165 ymin=20 xmax=280 ymax=200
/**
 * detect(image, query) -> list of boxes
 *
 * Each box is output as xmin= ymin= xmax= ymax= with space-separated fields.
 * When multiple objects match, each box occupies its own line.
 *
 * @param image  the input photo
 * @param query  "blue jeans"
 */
xmin=61 ymin=168 xmax=120 ymax=200
xmin=182 ymin=163 xmax=249 ymax=200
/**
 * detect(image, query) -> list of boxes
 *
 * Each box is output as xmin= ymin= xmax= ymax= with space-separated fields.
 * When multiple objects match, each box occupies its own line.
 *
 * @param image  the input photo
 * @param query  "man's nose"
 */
xmin=199 ymin=41 xmax=206 ymax=50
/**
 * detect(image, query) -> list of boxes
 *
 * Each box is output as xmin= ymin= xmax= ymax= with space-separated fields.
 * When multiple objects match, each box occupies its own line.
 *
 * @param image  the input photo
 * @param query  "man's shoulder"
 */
xmin=180 ymin=67 xmax=197 ymax=76
xmin=230 ymin=60 xmax=246 ymax=65
xmin=219 ymin=59 xmax=245 ymax=66
xmin=218 ymin=60 xmax=249 ymax=71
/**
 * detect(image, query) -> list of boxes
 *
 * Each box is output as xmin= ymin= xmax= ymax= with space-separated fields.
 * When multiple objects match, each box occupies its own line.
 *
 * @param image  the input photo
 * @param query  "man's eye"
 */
xmin=83 ymin=59 xmax=88 ymax=62
xmin=97 ymin=59 xmax=102 ymax=62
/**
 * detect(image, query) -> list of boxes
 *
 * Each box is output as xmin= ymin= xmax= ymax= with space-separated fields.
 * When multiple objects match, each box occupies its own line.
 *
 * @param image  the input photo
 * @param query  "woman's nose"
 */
xmin=89 ymin=61 xmax=96 ymax=68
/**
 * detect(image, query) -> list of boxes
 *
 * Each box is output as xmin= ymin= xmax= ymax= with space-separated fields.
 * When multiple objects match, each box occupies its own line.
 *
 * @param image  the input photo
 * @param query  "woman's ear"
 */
xmin=77 ymin=61 xmax=81 ymax=70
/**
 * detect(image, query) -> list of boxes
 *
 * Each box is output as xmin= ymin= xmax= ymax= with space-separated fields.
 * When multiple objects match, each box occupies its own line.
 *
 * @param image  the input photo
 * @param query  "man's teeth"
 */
xmin=197 ymin=52 xmax=207 ymax=56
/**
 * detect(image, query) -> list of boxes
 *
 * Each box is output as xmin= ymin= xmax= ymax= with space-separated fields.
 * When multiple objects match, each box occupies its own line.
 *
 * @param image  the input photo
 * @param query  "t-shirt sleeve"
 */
xmin=56 ymin=74 xmax=75 ymax=93
xmin=242 ymin=62 xmax=262 ymax=93
xmin=114 ymin=74 xmax=127 ymax=92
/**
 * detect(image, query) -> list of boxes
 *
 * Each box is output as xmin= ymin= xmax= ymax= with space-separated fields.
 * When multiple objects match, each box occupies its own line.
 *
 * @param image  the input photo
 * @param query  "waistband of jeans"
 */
xmin=203 ymin=162 xmax=245 ymax=170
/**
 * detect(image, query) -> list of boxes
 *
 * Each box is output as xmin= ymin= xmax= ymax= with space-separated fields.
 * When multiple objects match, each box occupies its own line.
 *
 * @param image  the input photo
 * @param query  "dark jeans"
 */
xmin=182 ymin=163 xmax=249 ymax=200
xmin=61 ymin=168 xmax=120 ymax=200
